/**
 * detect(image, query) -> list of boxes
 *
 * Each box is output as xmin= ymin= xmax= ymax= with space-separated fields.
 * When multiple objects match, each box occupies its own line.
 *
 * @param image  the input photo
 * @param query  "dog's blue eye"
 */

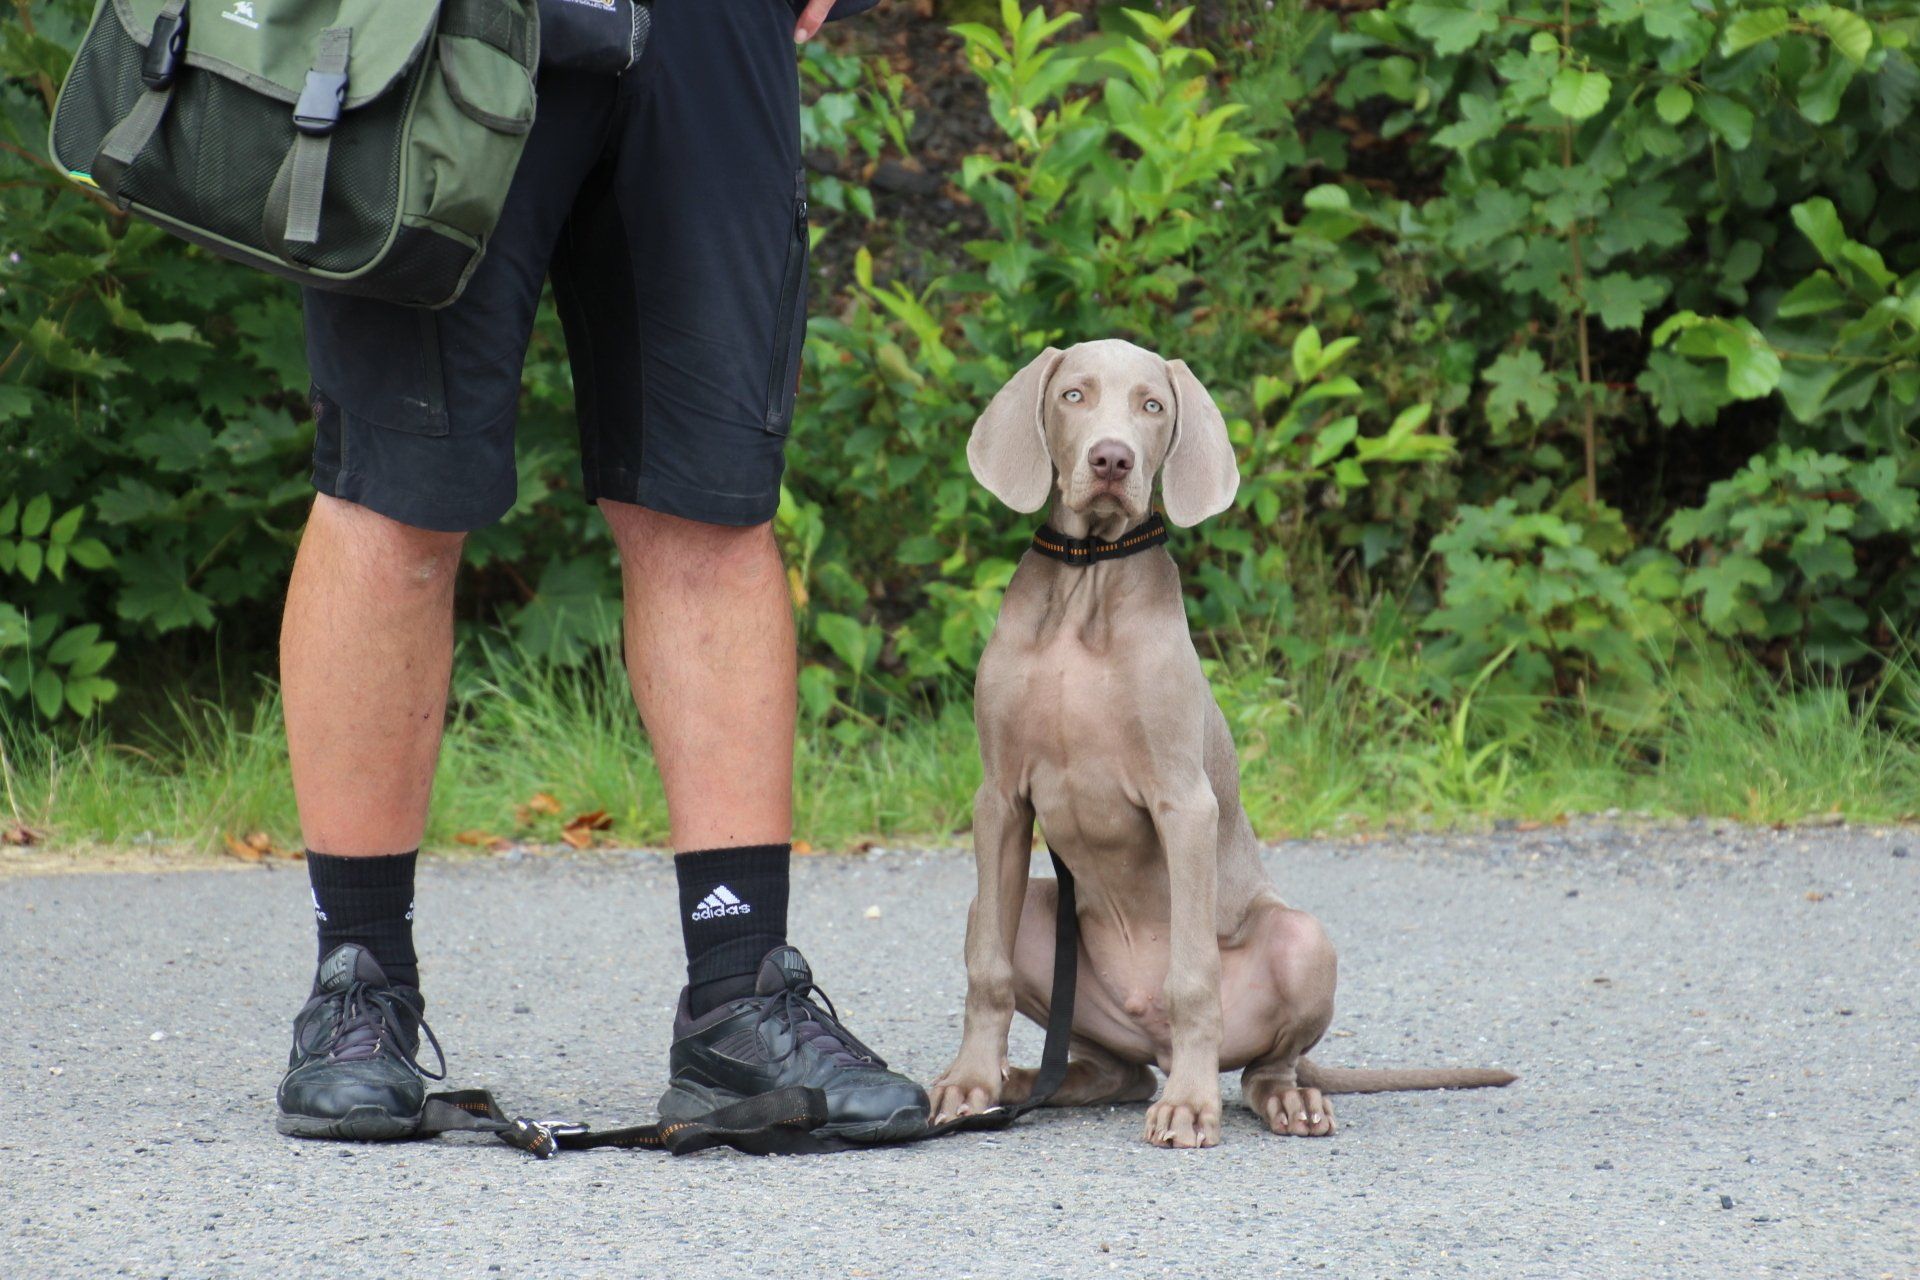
xmin=1144 ymin=398 xmax=1163 ymax=413
xmin=1063 ymin=389 xmax=1083 ymax=403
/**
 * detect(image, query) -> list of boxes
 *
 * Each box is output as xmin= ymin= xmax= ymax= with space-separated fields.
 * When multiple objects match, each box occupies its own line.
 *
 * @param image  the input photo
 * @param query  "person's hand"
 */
xmin=793 ymin=0 xmax=834 ymax=42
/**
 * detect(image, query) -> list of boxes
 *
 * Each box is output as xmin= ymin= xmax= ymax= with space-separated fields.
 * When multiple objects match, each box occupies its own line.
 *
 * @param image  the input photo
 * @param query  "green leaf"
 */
xmin=1690 ymin=554 xmax=1774 ymax=631
xmin=1721 ymin=7 xmax=1790 ymax=54
xmin=1714 ymin=321 xmax=1784 ymax=399
xmin=1654 ymin=83 xmax=1694 ymax=123
xmin=1798 ymin=51 xmax=1857 ymax=124
xmin=49 ymin=506 xmax=85 ymax=545
xmin=1791 ymin=197 xmax=1848 ymax=264
xmin=1292 ymin=326 xmax=1324 ymax=381
xmin=65 ymin=640 xmax=116 ymax=679
xmin=46 ymin=625 xmax=101 ymax=666
xmin=895 ymin=535 xmax=947 ymax=566
xmin=1445 ymin=187 xmax=1532 ymax=253
xmin=1549 ymin=68 xmax=1612 ymax=120
xmin=1586 ymin=272 xmax=1670 ymax=330
xmin=1433 ymin=93 xmax=1507 ymax=152
xmin=1402 ymin=2 xmax=1504 ymax=56
xmin=1804 ymin=4 xmax=1873 ymax=64
xmin=113 ymin=548 xmax=220 ymax=634
xmin=66 ymin=538 xmax=113 ymax=571
xmin=1697 ymin=94 xmax=1755 ymax=148
xmin=15 ymin=540 xmax=43 ymax=583
xmin=1310 ymin=417 xmax=1360 ymax=467
xmin=1595 ymin=183 xmax=1689 ymax=255
xmin=20 ymin=494 xmax=51 ymax=538
xmin=1484 ymin=349 xmax=1559 ymax=431
xmin=814 ymin=612 xmax=869 ymax=674
xmin=32 ymin=668 xmax=63 ymax=720
xmin=1776 ymin=271 xmax=1849 ymax=318
xmin=1638 ymin=351 xmax=1733 ymax=427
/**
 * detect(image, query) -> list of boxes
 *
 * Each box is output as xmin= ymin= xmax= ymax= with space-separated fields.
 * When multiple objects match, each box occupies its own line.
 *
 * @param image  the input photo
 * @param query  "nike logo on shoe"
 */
xmin=690 ymin=884 xmax=753 ymax=921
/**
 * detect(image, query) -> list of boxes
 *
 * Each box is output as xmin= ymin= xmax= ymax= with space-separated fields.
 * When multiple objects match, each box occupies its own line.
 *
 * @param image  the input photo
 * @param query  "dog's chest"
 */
xmin=983 ymin=630 xmax=1158 ymax=848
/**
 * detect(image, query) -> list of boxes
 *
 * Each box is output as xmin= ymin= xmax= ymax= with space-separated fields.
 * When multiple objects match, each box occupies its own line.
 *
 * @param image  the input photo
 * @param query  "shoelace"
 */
xmin=756 ymin=979 xmax=886 ymax=1070
xmin=308 ymin=980 xmax=448 ymax=1081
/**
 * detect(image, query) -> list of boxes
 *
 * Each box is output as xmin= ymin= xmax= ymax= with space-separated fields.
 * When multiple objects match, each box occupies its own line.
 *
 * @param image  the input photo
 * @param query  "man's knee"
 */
xmin=307 ymin=494 xmax=466 ymax=591
xmin=600 ymin=500 xmax=780 ymax=583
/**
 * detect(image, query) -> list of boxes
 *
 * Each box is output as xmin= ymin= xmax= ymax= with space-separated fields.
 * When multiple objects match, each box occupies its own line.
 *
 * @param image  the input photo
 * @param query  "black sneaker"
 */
xmin=275 ymin=944 xmax=444 ymax=1141
xmin=658 ymin=946 xmax=928 ymax=1144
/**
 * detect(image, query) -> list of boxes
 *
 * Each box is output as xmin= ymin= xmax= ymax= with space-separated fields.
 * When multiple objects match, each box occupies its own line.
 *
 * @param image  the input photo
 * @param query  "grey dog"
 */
xmin=928 ymin=339 xmax=1516 ymax=1148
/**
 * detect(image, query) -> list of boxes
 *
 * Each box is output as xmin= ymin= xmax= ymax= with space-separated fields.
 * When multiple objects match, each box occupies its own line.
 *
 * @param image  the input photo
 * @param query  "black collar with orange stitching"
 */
xmin=1030 ymin=511 xmax=1169 ymax=566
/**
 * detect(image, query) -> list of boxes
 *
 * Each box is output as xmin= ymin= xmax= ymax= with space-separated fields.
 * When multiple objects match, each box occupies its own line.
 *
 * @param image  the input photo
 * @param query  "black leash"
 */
xmin=1030 ymin=512 xmax=1168 ymax=566
xmin=411 ymin=854 xmax=1080 ymax=1158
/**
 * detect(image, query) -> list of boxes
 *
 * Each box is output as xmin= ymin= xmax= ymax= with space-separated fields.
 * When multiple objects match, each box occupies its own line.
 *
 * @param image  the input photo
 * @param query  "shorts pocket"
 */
xmin=761 ymin=170 xmax=810 ymax=435
xmin=302 ymin=291 xmax=451 ymax=437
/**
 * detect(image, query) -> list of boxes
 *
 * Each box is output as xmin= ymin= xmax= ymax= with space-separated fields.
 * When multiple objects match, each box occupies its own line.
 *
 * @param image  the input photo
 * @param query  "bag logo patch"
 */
xmin=221 ymin=0 xmax=259 ymax=29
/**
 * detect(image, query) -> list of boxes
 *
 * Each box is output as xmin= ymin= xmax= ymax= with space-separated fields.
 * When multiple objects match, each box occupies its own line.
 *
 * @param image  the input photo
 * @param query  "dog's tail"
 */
xmin=1296 ymin=1057 xmax=1518 ymax=1094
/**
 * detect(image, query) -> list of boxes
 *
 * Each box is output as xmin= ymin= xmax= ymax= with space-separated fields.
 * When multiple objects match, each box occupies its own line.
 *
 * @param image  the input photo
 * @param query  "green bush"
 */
xmin=5 ymin=0 xmax=1920 ymax=744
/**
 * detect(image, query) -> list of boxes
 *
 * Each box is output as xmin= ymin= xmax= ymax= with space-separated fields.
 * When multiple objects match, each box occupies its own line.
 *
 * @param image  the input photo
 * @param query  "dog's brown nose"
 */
xmin=1088 ymin=439 xmax=1135 ymax=482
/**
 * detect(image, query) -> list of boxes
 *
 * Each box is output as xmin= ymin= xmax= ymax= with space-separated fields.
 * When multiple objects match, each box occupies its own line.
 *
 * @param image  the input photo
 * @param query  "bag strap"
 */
xmin=92 ymin=0 xmax=190 ymax=205
xmin=263 ymin=26 xmax=351 ymax=260
xmin=412 ymin=853 xmax=1082 ymax=1158
xmin=440 ymin=0 xmax=535 ymax=65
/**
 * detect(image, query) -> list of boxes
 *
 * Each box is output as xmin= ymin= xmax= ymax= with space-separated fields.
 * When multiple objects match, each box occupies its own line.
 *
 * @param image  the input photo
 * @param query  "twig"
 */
xmin=1563 ymin=0 xmax=1598 ymax=508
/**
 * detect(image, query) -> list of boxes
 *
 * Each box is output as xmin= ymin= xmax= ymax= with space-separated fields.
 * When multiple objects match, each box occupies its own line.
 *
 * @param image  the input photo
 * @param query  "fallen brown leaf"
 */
xmin=1805 ymin=890 xmax=1828 ymax=903
xmin=223 ymin=833 xmax=266 ymax=863
xmin=455 ymin=830 xmax=510 ymax=852
xmin=556 ymin=809 xmax=612 ymax=850
xmin=526 ymin=792 xmax=562 ymax=815
xmin=3 ymin=823 xmax=39 ymax=847
xmin=792 ymin=839 xmax=815 ymax=856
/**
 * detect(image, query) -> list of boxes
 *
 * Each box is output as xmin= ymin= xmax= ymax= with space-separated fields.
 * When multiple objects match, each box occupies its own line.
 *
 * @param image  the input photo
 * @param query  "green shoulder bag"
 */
xmin=49 ymin=0 xmax=539 ymax=308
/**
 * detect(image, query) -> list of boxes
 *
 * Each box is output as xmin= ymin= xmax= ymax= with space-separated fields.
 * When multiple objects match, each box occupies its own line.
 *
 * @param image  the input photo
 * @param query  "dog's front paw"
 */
xmin=1142 ymin=1084 xmax=1221 ymax=1149
xmin=928 ymin=1061 xmax=1005 ymax=1124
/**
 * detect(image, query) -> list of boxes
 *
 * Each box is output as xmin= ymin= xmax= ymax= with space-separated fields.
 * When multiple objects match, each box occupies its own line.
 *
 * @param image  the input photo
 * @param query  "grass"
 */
xmin=4 ymin=638 xmax=1917 ymax=856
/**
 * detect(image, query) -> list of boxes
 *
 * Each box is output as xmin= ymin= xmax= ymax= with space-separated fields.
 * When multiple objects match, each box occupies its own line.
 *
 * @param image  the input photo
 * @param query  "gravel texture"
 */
xmin=3 ymin=823 xmax=1916 ymax=1278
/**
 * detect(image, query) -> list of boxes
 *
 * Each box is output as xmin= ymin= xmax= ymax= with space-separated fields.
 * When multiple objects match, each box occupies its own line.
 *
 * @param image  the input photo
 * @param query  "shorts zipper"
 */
xmin=763 ymin=175 xmax=809 ymax=431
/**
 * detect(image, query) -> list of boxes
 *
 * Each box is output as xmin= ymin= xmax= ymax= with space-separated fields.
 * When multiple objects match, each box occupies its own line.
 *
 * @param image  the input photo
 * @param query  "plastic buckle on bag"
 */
xmin=293 ymin=69 xmax=349 ymax=135
xmin=141 ymin=8 xmax=189 ymax=91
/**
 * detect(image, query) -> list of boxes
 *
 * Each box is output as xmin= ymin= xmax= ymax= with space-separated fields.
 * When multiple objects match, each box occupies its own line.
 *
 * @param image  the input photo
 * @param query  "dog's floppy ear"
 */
xmin=968 ymin=346 xmax=1064 ymax=513
xmin=1160 ymin=358 xmax=1239 ymax=527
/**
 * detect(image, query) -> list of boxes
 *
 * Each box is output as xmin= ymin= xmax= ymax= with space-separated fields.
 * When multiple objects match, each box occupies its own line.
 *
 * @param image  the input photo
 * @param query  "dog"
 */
xmin=928 ymin=339 xmax=1516 ymax=1148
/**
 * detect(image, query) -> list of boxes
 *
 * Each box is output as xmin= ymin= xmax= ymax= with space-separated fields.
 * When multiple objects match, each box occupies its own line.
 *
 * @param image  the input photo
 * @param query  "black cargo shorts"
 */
xmin=303 ymin=0 xmax=810 ymax=531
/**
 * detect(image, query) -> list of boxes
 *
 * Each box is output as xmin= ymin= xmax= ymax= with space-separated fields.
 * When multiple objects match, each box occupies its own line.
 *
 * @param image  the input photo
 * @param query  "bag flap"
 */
xmin=111 ymin=0 xmax=441 ymax=109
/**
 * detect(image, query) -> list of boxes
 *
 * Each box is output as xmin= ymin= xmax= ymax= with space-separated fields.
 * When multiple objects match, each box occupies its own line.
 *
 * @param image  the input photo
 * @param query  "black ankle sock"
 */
xmin=306 ymin=850 xmax=419 ymax=989
xmin=676 ymin=842 xmax=789 ymax=1017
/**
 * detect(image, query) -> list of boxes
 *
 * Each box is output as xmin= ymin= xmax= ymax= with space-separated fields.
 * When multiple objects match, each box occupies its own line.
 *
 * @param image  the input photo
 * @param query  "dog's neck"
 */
xmin=1024 ymin=503 xmax=1175 ymax=647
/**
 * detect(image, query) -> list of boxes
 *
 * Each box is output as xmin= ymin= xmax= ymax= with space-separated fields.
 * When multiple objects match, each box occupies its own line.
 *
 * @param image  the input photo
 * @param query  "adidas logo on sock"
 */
xmin=690 ymin=884 xmax=752 ymax=922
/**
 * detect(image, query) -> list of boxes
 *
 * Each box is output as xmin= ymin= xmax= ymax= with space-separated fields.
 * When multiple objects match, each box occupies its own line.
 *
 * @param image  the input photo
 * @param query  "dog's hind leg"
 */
xmin=1237 ymin=905 xmax=1339 ymax=1138
xmin=1003 ymin=1038 xmax=1157 ymax=1108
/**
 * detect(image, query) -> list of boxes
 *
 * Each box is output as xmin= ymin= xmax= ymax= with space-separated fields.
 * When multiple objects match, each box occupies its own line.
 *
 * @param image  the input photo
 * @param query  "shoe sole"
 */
xmin=275 ymin=1106 xmax=422 ymax=1142
xmin=658 ymin=1080 xmax=928 ymax=1146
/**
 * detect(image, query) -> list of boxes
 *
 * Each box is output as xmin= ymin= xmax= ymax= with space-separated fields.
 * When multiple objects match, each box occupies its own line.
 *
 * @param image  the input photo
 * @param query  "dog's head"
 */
xmin=966 ymin=339 xmax=1238 ymax=527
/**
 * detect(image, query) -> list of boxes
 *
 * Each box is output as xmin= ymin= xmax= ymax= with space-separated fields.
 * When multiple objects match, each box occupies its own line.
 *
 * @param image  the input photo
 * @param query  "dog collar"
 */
xmin=1030 ymin=512 xmax=1169 ymax=566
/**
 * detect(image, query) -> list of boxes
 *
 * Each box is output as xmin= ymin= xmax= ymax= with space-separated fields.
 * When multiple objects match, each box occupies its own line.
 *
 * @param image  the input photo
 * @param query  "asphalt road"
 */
xmin=3 ymin=824 xmax=1915 ymax=1279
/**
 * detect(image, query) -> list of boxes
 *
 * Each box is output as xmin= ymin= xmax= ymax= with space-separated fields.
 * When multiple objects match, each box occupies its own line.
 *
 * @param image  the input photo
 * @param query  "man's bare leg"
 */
xmin=276 ymin=494 xmax=462 ymax=1138
xmin=282 ymin=495 xmax=463 ymax=857
xmin=600 ymin=500 xmax=794 ymax=850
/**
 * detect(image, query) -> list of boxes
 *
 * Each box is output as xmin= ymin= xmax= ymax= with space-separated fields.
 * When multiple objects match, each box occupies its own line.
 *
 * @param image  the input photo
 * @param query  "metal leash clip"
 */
xmin=503 ymin=1117 xmax=589 ymax=1159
